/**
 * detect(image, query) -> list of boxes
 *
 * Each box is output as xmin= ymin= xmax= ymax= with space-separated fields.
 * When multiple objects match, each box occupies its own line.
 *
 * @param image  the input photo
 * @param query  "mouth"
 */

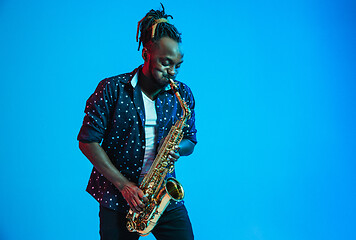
xmin=162 ymin=74 xmax=175 ymax=82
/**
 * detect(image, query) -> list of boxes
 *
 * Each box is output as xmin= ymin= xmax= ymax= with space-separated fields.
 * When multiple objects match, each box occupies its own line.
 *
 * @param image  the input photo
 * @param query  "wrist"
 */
xmin=115 ymin=179 xmax=131 ymax=191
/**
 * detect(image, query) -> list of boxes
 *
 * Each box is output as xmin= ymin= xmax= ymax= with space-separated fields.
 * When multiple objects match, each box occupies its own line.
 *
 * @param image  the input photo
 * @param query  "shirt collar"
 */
xmin=130 ymin=71 xmax=139 ymax=88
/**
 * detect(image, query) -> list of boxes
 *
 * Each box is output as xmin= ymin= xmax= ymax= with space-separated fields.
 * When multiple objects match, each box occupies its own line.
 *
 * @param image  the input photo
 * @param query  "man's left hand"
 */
xmin=168 ymin=145 xmax=180 ymax=163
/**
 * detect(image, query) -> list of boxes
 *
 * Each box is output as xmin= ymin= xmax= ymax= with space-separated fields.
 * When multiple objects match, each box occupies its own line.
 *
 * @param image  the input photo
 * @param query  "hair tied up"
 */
xmin=136 ymin=3 xmax=181 ymax=51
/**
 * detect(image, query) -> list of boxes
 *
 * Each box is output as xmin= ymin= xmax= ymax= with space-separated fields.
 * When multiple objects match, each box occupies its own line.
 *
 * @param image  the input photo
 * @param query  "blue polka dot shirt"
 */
xmin=77 ymin=66 xmax=197 ymax=212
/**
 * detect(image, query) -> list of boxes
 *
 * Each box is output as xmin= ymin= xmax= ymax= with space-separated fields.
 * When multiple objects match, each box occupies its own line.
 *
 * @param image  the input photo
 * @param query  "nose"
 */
xmin=167 ymin=66 xmax=177 ymax=77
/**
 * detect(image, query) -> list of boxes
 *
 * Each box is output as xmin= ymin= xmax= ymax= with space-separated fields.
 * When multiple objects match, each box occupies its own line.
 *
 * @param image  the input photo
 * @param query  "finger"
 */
xmin=129 ymin=202 xmax=140 ymax=214
xmin=137 ymin=188 xmax=145 ymax=199
xmin=135 ymin=188 xmax=147 ymax=207
xmin=131 ymin=199 xmax=143 ymax=213
xmin=169 ymin=150 xmax=179 ymax=158
xmin=136 ymin=201 xmax=145 ymax=212
xmin=121 ymin=183 xmax=145 ymax=213
xmin=126 ymin=190 xmax=143 ymax=213
xmin=138 ymin=191 xmax=149 ymax=204
xmin=169 ymin=151 xmax=180 ymax=161
xmin=128 ymin=199 xmax=140 ymax=213
xmin=133 ymin=192 xmax=145 ymax=211
xmin=142 ymin=195 xmax=149 ymax=203
xmin=174 ymin=145 xmax=180 ymax=153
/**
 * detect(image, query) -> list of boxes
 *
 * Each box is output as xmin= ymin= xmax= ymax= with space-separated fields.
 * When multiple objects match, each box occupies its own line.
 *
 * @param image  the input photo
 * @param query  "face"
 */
xmin=142 ymin=37 xmax=184 ymax=86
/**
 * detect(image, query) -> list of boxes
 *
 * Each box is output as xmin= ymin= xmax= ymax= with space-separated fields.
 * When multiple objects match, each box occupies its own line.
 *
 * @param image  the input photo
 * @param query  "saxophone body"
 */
xmin=126 ymin=79 xmax=191 ymax=236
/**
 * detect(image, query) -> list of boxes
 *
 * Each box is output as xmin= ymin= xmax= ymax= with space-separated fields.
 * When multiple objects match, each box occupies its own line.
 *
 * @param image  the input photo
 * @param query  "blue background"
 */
xmin=1 ymin=0 xmax=355 ymax=239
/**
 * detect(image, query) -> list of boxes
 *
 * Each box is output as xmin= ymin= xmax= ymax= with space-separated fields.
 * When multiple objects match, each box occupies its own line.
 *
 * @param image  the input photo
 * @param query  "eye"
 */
xmin=161 ymin=60 xmax=170 ymax=66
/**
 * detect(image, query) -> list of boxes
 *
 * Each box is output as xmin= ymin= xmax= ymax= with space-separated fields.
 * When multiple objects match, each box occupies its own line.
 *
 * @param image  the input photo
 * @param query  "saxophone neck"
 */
xmin=168 ymin=79 xmax=191 ymax=120
xmin=168 ymin=78 xmax=178 ymax=93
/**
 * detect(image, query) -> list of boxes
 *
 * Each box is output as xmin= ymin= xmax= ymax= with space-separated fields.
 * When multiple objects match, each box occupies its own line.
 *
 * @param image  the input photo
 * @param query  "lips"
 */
xmin=162 ymin=74 xmax=175 ymax=81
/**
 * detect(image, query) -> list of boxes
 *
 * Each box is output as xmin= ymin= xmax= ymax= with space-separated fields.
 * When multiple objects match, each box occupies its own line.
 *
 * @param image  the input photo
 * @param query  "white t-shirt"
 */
xmin=139 ymin=91 xmax=158 ymax=181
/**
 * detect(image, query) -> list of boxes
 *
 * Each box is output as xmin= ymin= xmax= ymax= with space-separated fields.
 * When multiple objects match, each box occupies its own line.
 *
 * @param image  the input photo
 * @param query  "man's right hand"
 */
xmin=78 ymin=142 xmax=149 ymax=213
xmin=120 ymin=182 xmax=148 ymax=213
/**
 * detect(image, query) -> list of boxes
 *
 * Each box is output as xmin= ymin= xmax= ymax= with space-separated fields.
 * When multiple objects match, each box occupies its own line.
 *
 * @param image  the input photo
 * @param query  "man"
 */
xmin=77 ymin=5 xmax=197 ymax=240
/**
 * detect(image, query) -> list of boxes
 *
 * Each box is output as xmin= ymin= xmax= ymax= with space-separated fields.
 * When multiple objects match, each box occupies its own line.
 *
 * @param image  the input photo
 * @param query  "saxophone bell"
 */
xmin=165 ymin=177 xmax=184 ymax=201
xmin=126 ymin=178 xmax=184 ymax=236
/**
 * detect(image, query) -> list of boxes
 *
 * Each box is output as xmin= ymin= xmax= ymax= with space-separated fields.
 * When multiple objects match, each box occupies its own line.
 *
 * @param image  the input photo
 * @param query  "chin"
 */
xmin=159 ymin=80 xmax=169 ymax=87
xmin=155 ymin=76 xmax=169 ymax=86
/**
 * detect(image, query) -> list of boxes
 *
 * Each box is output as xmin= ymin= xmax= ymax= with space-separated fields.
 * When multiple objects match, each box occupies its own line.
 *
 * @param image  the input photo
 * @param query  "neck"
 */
xmin=138 ymin=68 xmax=164 ymax=100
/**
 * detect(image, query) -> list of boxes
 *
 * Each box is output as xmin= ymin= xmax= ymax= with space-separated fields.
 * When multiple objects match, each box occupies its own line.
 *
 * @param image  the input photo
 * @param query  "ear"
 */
xmin=142 ymin=47 xmax=149 ymax=62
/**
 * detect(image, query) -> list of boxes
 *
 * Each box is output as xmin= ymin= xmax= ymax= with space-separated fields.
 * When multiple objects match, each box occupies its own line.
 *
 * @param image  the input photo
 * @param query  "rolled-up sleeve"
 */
xmin=77 ymin=78 xmax=117 ymax=143
xmin=181 ymin=84 xmax=197 ymax=145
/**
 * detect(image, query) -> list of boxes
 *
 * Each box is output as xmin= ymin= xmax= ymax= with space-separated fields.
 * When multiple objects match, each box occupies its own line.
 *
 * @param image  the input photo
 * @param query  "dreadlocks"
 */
xmin=136 ymin=3 xmax=182 ymax=51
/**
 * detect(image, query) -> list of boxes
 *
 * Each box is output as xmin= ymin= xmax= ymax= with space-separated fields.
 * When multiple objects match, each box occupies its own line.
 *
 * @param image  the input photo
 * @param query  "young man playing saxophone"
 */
xmin=78 ymin=5 xmax=197 ymax=240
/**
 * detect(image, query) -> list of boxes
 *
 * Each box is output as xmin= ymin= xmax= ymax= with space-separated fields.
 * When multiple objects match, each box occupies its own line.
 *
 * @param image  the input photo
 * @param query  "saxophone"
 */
xmin=126 ymin=78 xmax=191 ymax=236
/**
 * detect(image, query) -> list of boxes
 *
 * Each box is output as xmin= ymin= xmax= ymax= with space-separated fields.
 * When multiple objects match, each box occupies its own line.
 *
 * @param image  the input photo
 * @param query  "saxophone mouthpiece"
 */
xmin=167 ymin=77 xmax=178 ymax=92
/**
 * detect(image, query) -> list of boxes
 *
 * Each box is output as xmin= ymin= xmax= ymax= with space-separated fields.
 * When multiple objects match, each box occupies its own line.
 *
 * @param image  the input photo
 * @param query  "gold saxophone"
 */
xmin=126 ymin=79 xmax=191 ymax=236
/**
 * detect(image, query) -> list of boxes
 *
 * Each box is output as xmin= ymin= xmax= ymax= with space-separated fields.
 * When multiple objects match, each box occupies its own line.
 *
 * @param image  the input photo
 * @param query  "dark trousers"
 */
xmin=99 ymin=205 xmax=194 ymax=240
